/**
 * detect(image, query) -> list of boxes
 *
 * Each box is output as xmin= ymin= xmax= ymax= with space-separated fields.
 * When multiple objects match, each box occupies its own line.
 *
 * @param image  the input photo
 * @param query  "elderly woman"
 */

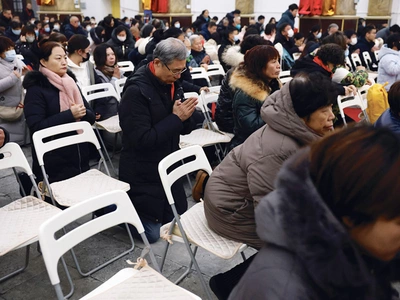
xmin=188 ymin=34 xmax=212 ymax=69
xmin=0 ymin=36 xmax=27 ymax=145
xmin=229 ymin=45 xmax=281 ymax=149
xmin=231 ymin=126 xmax=400 ymax=299
xmin=204 ymin=72 xmax=336 ymax=251
xmin=23 ymin=41 xmax=95 ymax=183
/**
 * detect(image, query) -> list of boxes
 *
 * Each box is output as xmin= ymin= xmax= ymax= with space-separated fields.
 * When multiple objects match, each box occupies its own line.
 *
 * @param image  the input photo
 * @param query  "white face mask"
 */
xmin=316 ymin=32 xmax=322 ymax=39
xmin=117 ymin=35 xmax=126 ymax=42
xmin=174 ymin=23 xmax=180 ymax=29
xmin=53 ymin=25 xmax=60 ymax=31
xmin=287 ymin=28 xmax=294 ymax=38
xmin=351 ymin=37 xmax=357 ymax=45
xmin=86 ymin=25 xmax=91 ymax=31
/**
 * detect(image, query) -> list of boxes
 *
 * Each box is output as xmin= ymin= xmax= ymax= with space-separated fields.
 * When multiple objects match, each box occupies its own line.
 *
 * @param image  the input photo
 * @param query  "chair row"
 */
xmin=190 ymin=64 xmax=226 ymax=87
xmin=346 ymin=51 xmax=379 ymax=72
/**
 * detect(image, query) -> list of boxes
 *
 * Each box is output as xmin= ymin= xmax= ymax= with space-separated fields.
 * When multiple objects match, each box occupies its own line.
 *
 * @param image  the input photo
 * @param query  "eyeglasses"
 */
xmin=162 ymin=61 xmax=187 ymax=76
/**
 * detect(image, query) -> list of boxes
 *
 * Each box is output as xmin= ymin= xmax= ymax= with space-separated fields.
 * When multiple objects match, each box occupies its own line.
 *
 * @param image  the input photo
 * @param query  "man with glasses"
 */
xmin=119 ymin=38 xmax=198 ymax=243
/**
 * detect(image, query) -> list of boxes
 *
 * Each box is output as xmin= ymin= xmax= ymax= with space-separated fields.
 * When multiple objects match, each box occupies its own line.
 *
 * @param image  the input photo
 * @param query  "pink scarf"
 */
xmin=40 ymin=66 xmax=84 ymax=112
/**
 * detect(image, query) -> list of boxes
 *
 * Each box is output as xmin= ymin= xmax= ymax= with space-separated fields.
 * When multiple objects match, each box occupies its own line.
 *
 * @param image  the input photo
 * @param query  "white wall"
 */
xmin=191 ymin=0 xmax=235 ymax=22
xmin=80 ymin=0 xmax=111 ymax=21
xmin=120 ymin=0 xmax=140 ymax=18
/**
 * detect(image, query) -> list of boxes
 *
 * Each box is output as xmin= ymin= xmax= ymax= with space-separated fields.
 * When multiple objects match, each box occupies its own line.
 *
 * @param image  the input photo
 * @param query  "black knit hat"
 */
xmin=67 ymin=34 xmax=89 ymax=54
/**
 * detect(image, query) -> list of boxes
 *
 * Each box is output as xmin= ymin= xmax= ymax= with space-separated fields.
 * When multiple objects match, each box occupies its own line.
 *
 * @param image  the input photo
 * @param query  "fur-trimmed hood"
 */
xmin=221 ymin=45 xmax=244 ymax=69
xmin=255 ymin=148 xmax=399 ymax=299
xmin=230 ymin=67 xmax=278 ymax=101
xmin=23 ymin=70 xmax=77 ymax=90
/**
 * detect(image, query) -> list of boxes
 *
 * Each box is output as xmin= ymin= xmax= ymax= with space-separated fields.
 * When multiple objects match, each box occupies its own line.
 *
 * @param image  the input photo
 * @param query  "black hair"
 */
xmin=258 ymin=15 xmax=265 ymax=21
xmin=264 ymin=23 xmax=276 ymax=35
xmin=386 ymin=33 xmax=400 ymax=50
xmin=279 ymin=22 xmax=290 ymax=33
xmin=289 ymin=72 xmax=337 ymax=118
xmin=93 ymin=43 xmax=117 ymax=67
xmin=67 ymin=34 xmax=89 ymax=53
xmin=240 ymin=34 xmax=271 ymax=54
xmin=289 ymin=3 xmax=299 ymax=10
xmin=390 ymin=24 xmax=400 ymax=33
xmin=316 ymin=43 xmax=345 ymax=66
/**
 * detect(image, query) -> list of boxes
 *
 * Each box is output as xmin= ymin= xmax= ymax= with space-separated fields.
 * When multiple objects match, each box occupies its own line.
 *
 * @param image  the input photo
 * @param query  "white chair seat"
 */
xmin=212 ymin=122 xmax=234 ymax=139
xmin=95 ymin=115 xmax=121 ymax=133
xmin=0 ymin=196 xmax=61 ymax=256
xmin=161 ymin=202 xmax=243 ymax=259
xmin=82 ymin=266 xmax=200 ymax=300
xmin=180 ymin=129 xmax=231 ymax=148
xmin=50 ymin=169 xmax=130 ymax=207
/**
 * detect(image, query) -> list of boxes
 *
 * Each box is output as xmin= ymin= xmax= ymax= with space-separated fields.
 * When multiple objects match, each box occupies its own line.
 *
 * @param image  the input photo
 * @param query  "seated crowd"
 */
xmin=1 ymin=2 xmax=400 ymax=300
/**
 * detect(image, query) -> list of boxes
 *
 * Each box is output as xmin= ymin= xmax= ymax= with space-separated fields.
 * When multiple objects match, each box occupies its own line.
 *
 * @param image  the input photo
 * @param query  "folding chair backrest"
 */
xmin=358 ymin=84 xmax=370 ymax=104
xmin=206 ymin=64 xmax=225 ymax=77
xmin=337 ymin=93 xmax=369 ymax=125
xmin=0 ymin=142 xmax=32 ymax=175
xmin=190 ymin=67 xmax=210 ymax=85
xmin=374 ymin=50 xmax=379 ymax=62
xmin=351 ymin=53 xmax=362 ymax=67
xmin=117 ymin=61 xmax=135 ymax=73
xmin=0 ymin=142 xmax=41 ymax=196
xmin=39 ymin=190 xmax=146 ymax=286
xmin=279 ymin=70 xmax=293 ymax=84
xmin=158 ymin=145 xmax=212 ymax=205
xmin=32 ymin=121 xmax=101 ymax=167
xmin=345 ymin=56 xmax=353 ymax=71
xmin=81 ymin=83 xmax=121 ymax=104
xmin=114 ymin=77 xmax=127 ymax=97
xmin=362 ymin=51 xmax=372 ymax=69
xmin=16 ymin=54 xmax=24 ymax=60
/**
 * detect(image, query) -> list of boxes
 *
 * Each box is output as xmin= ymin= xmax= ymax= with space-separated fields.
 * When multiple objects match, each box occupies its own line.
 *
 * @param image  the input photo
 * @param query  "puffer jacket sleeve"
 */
xmin=233 ymin=91 xmax=265 ymax=138
xmin=380 ymin=55 xmax=400 ymax=76
xmin=0 ymin=71 xmax=19 ymax=94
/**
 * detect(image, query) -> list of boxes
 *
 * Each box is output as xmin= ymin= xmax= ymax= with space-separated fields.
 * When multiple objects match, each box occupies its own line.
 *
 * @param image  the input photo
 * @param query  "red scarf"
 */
xmin=313 ymin=56 xmax=333 ymax=78
xmin=149 ymin=61 xmax=175 ymax=100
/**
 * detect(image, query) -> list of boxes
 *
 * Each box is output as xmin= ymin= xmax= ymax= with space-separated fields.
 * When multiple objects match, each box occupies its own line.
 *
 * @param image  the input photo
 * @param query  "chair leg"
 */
xmin=174 ymin=245 xmax=197 ymax=285
xmin=68 ymin=223 xmax=135 ymax=276
xmin=171 ymin=205 xmax=214 ymax=300
xmin=160 ymin=218 xmax=176 ymax=273
xmin=60 ymin=256 xmax=74 ymax=299
xmin=94 ymin=127 xmax=117 ymax=176
xmin=0 ymin=245 xmax=30 ymax=283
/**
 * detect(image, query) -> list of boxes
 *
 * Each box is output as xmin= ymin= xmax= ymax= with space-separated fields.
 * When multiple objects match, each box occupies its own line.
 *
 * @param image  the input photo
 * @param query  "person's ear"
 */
xmin=40 ymin=58 xmax=47 ymax=68
xmin=154 ymin=58 xmax=162 ymax=67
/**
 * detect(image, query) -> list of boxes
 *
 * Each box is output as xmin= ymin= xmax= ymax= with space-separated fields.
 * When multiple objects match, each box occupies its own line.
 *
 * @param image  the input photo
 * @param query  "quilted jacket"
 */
xmin=204 ymin=83 xmax=321 ymax=249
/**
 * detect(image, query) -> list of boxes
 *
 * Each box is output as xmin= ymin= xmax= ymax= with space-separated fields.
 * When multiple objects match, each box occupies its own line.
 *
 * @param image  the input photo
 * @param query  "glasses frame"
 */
xmin=162 ymin=61 xmax=187 ymax=76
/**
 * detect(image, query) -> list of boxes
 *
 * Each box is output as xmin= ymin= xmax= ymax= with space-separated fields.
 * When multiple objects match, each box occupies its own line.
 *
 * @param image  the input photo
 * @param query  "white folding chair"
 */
xmin=206 ymin=64 xmax=226 ymax=83
xmin=274 ymin=43 xmax=283 ymax=68
xmin=292 ymin=52 xmax=301 ymax=61
xmin=158 ymin=145 xmax=247 ymax=300
xmin=279 ymin=70 xmax=293 ymax=85
xmin=114 ymin=77 xmax=127 ymax=97
xmin=32 ymin=121 xmax=133 ymax=277
xmin=351 ymin=53 xmax=362 ymax=68
xmin=362 ymin=51 xmax=373 ymax=70
xmin=374 ymin=50 xmax=380 ymax=62
xmin=337 ymin=92 xmax=370 ymax=126
xmin=345 ymin=56 xmax=354 ymax=71
xmin=82 ymin=82 xmax=122 ymax=174
xmin=190 ymin=67 xmax=210 ymax=85
xmin=39 ymin=190 xmax=201 ymax=300
xmin=179 ymin=92 xmax=231 ymax=162
xmin=117 ymin=60 xmax=134 ymax=73
xmin=16 ymin=54 xmax=24 ymax=60
xmin=0 ymin=143 xmax=63 ymax=285
xmin=358 ymin=84 xmax=371 ymax=108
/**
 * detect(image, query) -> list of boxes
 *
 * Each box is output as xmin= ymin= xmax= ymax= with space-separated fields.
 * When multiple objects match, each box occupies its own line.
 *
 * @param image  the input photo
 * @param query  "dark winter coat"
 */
xmin=375 ymin=109 xmax=400 ymax=135
xmin=274 ymin=32 xmax=300 ymax=56
xmin=63 ymin=23 xmax=88 ymax=39
xmin=230 ymin=148 xmax=400 ymax=300
xmin=229 ymin=67 xmax=280 ymax=149
xmin=291 ymin=54 xmax=346 ymax=95
xmin=23 ymin=70 xmax=95 ymax=183
xmin=5 ymin=28 xmax=21 ymax=42
xmin=192 ymin=15 xmax=209 ymax=33
xmin=0 ymin=14 xmax=11 ymax=29
xmin=355 ymin=37 xmax=378 ymax=70
xmin=15 ymin=40 xmax=40 ymax=70
xmin=276 ymin=9 xmax=295 ymax=30
xmin=118 ymin=64 xmax=195 ymax=224
xmin=106 ymin=27 xmax=136 ymax=62
xmin=204 ymin=83 xmax=320 ymax=249
xmin=215 ymin=68 xmax=235 ymax=133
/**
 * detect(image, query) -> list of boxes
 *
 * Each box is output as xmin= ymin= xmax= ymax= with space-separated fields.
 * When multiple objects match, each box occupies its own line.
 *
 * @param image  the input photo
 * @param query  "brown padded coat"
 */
xmin=203 ymin=82 xmax=322 ymax=249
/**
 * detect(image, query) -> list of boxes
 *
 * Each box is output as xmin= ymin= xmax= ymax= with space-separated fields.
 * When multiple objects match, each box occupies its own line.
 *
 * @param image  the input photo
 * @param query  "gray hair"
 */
xmin=328 ymin=23 xmax=339 ymax=30
xmin=153 ymin=38 xmax=187 ymax=65
xmin=189 ymin=34 xmax=201 ymax=45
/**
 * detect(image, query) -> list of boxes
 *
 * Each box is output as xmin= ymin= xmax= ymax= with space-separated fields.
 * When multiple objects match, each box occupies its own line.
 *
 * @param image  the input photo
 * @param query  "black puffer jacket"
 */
xmin=23 ymin=70 xmax=95 ymax=183
xmin=106 ymin=27 xmax=136 ymax=62
xmin=230 ymin=148 xmax=400 ymax=300
xmin=119 ymin=64 xmax=195 ymax=223
xmin=215 ymin=68 xmax=235 ymax=133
